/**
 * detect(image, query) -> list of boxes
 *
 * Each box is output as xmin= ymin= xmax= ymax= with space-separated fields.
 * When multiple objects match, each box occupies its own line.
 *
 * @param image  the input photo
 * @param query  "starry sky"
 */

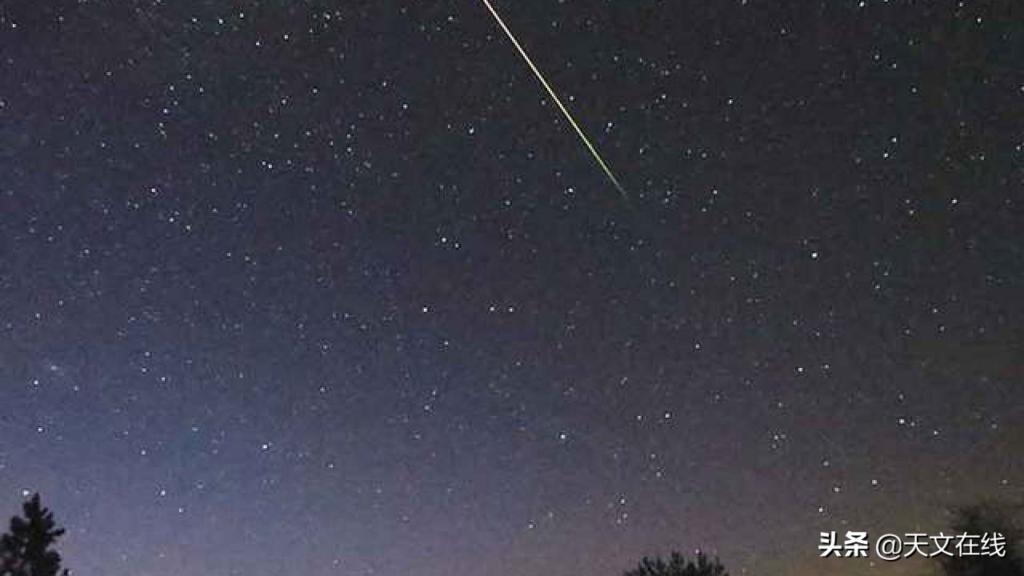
xmin=1 ymin=1 xmax=1022 ymax=575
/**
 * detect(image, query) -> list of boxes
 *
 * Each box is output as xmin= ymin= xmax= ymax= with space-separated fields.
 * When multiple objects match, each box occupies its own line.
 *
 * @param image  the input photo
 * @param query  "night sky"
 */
xmin=1 ymin=1 xmax=1022 ymax=575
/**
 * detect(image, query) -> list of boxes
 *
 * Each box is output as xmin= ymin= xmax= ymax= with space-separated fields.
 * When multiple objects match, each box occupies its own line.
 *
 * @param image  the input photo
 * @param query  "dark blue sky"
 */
xmin=1 ymin=1 xmax=1021 ymax=575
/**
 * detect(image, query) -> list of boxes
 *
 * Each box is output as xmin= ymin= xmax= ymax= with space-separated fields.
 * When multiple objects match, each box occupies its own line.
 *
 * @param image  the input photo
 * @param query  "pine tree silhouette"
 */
xmin=938 ymin=502 xmax=1024 ymax=576
xmin=623 ymin=551 xmax=728 ymax=576
xmin=0 ymin=494 xmax=70 ymax=576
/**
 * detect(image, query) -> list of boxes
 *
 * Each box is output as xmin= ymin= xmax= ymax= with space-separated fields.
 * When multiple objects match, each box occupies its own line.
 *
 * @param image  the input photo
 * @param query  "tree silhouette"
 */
xmin=937 ymin=502 xmax=1024 ymax=576
xmin=623 ymin=551 xmax=728 ymax=576
xmin=0 ymin=493 xmax=70 ymax=576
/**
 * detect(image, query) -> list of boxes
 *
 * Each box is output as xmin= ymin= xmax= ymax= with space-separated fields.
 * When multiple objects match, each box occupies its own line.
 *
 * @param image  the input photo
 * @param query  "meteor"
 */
xmin=480 ymin=0 xmax=629 ymax=201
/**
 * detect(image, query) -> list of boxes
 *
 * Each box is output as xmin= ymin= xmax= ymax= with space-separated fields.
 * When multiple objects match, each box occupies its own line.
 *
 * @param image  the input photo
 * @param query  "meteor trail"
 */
xmin=480 ymin=0 xmax=629 ymax=201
